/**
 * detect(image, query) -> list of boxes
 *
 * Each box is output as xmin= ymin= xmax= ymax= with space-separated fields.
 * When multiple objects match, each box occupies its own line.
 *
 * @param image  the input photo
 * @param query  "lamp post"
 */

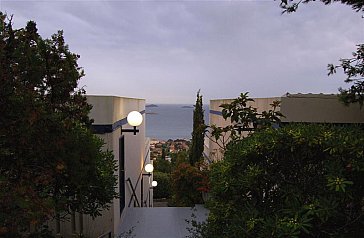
xmin=149 ymin=180 xmax=158 ymax=207
xmin=141 ymin=163 xmax=153 ymax=207
xmin=121 ymin=111 xmax=143 ymax=135
xmin=120 ymin=111 xmax=143 ymax=208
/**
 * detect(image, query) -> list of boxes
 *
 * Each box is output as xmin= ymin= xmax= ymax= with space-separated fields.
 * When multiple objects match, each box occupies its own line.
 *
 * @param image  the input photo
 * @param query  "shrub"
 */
xmin=153 ymin=171 xmax=172 ymax=199
xmin=196 ymin=124 xmax=364 ymax=238
xmin=171 ymin=163 xmax=208 ymax=206
xmin=154 ymin=158 xmax=172 ymax=174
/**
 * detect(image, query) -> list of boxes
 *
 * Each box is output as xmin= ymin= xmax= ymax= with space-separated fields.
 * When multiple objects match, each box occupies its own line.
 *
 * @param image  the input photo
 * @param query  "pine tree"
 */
xmin=189 ymin=90 xmax=205 ymax=165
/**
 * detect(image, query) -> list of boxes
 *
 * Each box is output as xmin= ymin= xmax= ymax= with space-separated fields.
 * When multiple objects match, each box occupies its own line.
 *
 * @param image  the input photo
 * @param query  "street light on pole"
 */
xmin=149 ymin=180 xmax=158 ymax=207
xmin=121 ymin=111 xmax=143 ymax=208
xmin=141 ymin=163 xmax=153 ymax=207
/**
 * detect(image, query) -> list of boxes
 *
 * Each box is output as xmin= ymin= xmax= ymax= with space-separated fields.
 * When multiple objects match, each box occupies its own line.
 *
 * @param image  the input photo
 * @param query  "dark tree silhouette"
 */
xmin=0 ymin=13 xmax=117 ymax=235
xmin=189 ymin=90 xmax=205 ymax=165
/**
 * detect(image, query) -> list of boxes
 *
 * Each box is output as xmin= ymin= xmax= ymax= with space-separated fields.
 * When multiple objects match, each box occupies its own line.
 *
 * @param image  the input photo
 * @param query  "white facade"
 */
xmin=49 ymin=95 xmax=152 ymax=237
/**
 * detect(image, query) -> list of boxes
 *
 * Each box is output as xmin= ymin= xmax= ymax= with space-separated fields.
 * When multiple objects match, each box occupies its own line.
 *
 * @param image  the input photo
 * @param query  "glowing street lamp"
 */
xmin=144 ymin=163 xmax=154 ymax=173
xmin=121 ymin=111 xmax=143 ymax=135
xmin=151 ymin=181 xmax=158 ymax=187
xmin=141 ymin=163 xmax=154 ymax=207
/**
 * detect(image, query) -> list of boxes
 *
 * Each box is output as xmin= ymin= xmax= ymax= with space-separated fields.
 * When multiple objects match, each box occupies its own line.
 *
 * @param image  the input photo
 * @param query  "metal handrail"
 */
xmin=127 ymin=147 xmax=150 ymax=207
xmin=127 ymin=178 xmax=140 ymax=207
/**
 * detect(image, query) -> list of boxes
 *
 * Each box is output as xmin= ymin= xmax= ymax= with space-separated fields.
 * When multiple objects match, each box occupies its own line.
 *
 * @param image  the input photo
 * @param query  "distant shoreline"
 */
xmin=146 ymin=104 xmax=209 ymax=140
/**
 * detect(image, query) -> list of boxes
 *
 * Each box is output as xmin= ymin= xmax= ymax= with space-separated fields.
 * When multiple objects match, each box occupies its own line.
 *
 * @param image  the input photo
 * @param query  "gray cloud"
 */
xmin=2 ymin=0 xmax=363 ymax=103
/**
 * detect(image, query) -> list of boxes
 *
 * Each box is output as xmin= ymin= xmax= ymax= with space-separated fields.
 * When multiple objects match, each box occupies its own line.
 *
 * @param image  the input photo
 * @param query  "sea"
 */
xmin=145 ymin=104 xmax=209 ymax=141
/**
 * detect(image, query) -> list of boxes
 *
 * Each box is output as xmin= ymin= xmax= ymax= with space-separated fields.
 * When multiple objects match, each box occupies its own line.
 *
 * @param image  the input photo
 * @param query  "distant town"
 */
xmin=150 ymin=138 xmax=190 ymax=161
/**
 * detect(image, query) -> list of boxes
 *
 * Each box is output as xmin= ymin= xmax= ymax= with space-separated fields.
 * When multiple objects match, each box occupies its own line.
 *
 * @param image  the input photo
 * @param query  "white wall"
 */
xmin=48 ymin=95 xmax=148 ymax=238
xmin=88 ymin=96 xmax=148 ymax=236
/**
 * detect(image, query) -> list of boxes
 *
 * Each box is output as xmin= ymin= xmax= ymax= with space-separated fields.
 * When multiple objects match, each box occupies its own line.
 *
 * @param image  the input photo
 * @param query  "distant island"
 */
xmin=181 ymin=105 xmax=193 ymax=109
xmin=146 ymin=104 xmax=159 ymax=108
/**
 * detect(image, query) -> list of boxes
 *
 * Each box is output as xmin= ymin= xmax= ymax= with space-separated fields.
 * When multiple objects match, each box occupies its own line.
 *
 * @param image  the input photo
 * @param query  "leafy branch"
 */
xmin=328 ymin=44 xmax=364 ymax=107
xmin=206 ymin=93 xmax=284 ymax=153
xmin=279 ymin=0 xmax=364 ymax=13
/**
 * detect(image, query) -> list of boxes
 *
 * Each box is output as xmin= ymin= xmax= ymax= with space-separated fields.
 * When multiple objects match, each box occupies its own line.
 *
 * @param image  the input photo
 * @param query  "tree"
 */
xmin=329 ymin=44 xmax=364 ymax=107
xmin=279 ymin=0 xmax=363 ymax=13
xmin=0 ymin=13 xmax=117 ymax=235
xmin=161 ymin=146 xmax=167 ymax=161
xmin=153 ymin=171 xmax=172 ymax=199
xmin=170 ymin=150 xmax=189 ymax=169
xmin=207 ymin=92 xmax=283 ymax=151
xmin=189 ymin=90 xmax=205 ymax=165
xmin=190 ymin=124 xmax=364 ymax=237
xmin=171 ymin=163 xmax=207 ymax=206
xmin=154 ymin=157 xmax=172 ymax=174
xmin=279 ymin=0 xmax=364 ymax=106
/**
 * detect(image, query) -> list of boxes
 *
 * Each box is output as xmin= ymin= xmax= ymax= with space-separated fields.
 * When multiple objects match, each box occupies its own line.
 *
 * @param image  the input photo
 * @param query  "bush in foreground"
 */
xmin=192 ymin=124 xmax=364 ymax=238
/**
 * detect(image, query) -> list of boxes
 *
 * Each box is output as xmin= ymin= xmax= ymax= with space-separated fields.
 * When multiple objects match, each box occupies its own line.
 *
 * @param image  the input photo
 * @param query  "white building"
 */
xmin=49 ymin=95 xmax=152 ymax=237
xmin=206 ymin=93 xmax=364 ymax=162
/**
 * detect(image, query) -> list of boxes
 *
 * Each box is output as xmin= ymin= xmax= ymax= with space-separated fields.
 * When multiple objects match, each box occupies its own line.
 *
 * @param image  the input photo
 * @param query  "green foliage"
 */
xmin=171 ymin=163 xmax=208 ymax=206
xmin=279 ymin=0 xmax=363 ymax=13
xmin=161 ymin=146 xmax=167 ymax=160
xmin=56 ymin=125 xmax=117 ymax=217
xmin=220 ymin=92 xmax=282 ymax=131
xmin=328 ymin=44 xmax=364 ymax=107
xmin=279 ymin=1 xmax=364 ymax=107
xmin=0 ymin=13 xmax=117 ymax=235
xmin=171 ymin=150 xmax=189 ymax=168
xmin=189 ymin=90 xmax=205 ymax=165
xmin=153 ymin=171 xmax=172 ymax=199
xmin=193 ymin=124 xmax=364 ymax=237
xmin=153 ymin=151 xmax=190 ymax=201
xmin=208 ymin=92 xmax=283 ymax=151
xmin=154 ymin=158 xmax=172 ymax=174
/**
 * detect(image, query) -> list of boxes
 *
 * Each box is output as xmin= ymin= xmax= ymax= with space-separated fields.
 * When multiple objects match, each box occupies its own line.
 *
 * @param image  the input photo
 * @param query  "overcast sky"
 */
xmin=1 ymin=0 xmax=363 ymax=104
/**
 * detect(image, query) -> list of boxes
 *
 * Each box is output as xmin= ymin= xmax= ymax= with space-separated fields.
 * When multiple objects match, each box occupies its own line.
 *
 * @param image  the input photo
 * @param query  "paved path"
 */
xmin=118 ymin=205 xmax=208 ymax=238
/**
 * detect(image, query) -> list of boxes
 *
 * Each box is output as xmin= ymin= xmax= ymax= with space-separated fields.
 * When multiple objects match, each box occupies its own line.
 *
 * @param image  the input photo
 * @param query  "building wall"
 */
xmin=280 ymin=94 xmax=364 ymax=123
xmin=48 ymin=95 xmax=150 ymax=238
xmin=207 ymin=94 xmax=364 ymax=162
xmin=88 ymin=96 xmax=150 ymax=236
xmin=208 ymin=97 xmax=280 ymax=161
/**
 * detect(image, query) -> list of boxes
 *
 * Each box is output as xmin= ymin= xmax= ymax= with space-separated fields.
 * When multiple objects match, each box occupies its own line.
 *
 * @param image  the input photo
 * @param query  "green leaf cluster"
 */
xmin=331 ymin=44 xmax=364 ymax=107
xmin=153 ymin=171 xmax=172 ymax=199
xmin=280 ymin=0 xmax=363 ymax=13
xmin=194 ymin=124 xmax=364 ymax=237
xmin=171 ymin=162 xmax=208 ymax=206
xmin=0 ymin=13 xmax=117 ymax=235
xmin=208 ymin=93 xmax=283 ymax=151
xmin=189 ymin=90 xmax=205 ymax=165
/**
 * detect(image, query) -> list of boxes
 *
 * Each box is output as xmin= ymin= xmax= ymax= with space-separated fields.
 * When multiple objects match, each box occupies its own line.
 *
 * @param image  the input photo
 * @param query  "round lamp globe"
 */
xmin=144 ymin=163 xmax=154 ymax=173
xmin=127 ymin=111 xmax=143 ymax=127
